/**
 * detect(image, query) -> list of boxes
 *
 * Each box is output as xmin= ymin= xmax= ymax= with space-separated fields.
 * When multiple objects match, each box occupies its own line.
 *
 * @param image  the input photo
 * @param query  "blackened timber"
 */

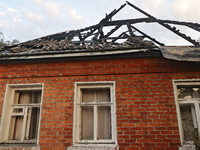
xmin=112 ymin=32 xmax=128 ymax=43
xmin=109 ymin=3 xmax=126 ymax=20
xmin=157 ymin=23 xmax=199 ymax=45
xmin=71 ymin=40 xmax=100 ymax=44
xmin=126 ymin=1 xmax=156 ymax=20
xmin=82 ymin=28 xmax=98 ymax=41
xmin=126 ymin=1 xmax=199 ymax=45
xmin=127 ymin=23 xmax=135 ymax=37
xmin=161 ymin=20 xmax=200 ymax=32
xmin=106 ymin=36 xmax=145 ymax=40
xmin=185 ymin=25 xmax=200 ymax=32
xmin=94 ymin=26 xmax=104 ymax=40
xmin=103 ymin=18 xmax=151 ymax=26
xmin=130 ymin=25 xmax=165 ymax=46
xmin=103 ymin=18 xmax=200 ymax=32
xmin=99 ymin=3 xmax=126 ymax=24
xmin=104 ymin=25 xmax=122 ymax=38
xmin=158 ymin=20 xmax=200 ymax=28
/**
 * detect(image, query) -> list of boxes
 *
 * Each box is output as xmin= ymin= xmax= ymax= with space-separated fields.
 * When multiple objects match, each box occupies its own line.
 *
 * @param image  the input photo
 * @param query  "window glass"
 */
xmin=25 ymin=107 xmax=40 ymax=140
xmin=10 ymin=116 xmax=23 ymax=140
xmin=13 ymin=108 xmax=23 ymax=113
xmin=180 ymin=103 xmax=197 ymax=141
xmin=177 ymin=85 xmax=200 ymax=99
xmin=14 ymin=91 xmax=41 ymax=104
xmin=98 ymin=106 xmax=111 ymax=139
xmin=82 ymin=89 xmax=110 ymax=102
xmin=74 ymin=83 xmax=115 ymax=145
xmin=0 ymin=85 xmax=43 ymax=144
xmin=81 ymin=106 xmax=94 ymax=140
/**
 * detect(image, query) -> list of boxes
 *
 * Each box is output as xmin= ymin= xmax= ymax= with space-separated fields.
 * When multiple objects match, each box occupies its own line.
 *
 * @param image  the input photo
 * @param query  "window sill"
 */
xmin=67 ymin=145 xmax=118 ymax=150
xmin=0 ymin=145 xmax=40 ymax=150
xmin=3 ymin=140 xmax=37 ymax=144
xmin=179 ymin=145 xmax=195 ymax=150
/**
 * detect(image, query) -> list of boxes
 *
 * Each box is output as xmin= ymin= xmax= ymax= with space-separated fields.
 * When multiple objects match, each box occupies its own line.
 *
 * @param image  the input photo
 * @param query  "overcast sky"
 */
xmin=0 ymin=0 xmax=200 ymax=46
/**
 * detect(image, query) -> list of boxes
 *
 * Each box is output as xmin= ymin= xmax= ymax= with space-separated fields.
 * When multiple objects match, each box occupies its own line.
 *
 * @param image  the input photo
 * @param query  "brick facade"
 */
xmin=0 ymin=57 xmax=200 ymax=150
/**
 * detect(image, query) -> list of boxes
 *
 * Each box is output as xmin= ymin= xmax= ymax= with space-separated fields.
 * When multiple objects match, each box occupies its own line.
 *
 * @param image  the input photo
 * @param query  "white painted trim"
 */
xmin=73 ymin=81 xmax=117 ymax=146
xmin=0 ymin=83 xmax=44 ymax=145
xmin=73 ymin=83 xmax=78 ymax=145
xmin=173 ymin=79 xmax=200 ymax=82
xmin=0 ymin=84 xmax=10 ymax=142
xmin=173 ymin=79 xmax=200 ymax=146
xmin=37 ymin=83 xmax=44 ymax=145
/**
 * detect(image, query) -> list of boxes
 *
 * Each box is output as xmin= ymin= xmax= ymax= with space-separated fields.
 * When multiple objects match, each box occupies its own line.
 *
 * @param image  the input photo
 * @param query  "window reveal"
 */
xmin=180 ymin=103 xmax=196 ymax=141
xmin=10 ymin=91 xmax=41 ymax=142
xmin=0 ymin=84 xmax=43 ymax=145
xmin=80 ymin=89 xmax=111 ymax=141
xmin=73 ymin=82 xmax=116 ymax=145
xmin=174 ymin=82 xmax=200 ymax=145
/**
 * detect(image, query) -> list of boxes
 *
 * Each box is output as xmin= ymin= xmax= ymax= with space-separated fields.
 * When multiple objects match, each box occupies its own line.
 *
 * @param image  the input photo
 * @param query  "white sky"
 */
xmin=0 ymin=0 xmax=200 ymax=45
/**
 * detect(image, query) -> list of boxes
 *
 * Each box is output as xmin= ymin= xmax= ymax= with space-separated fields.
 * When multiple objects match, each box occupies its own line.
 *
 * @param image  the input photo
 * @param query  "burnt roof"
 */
xmin=0 ymin=1 xmax=200 ymax=62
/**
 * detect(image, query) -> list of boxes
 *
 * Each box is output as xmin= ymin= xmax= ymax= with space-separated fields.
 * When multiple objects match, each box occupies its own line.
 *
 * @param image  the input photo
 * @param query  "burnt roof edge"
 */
xmin=0 ymin=48 xmax=162 ymax=64
xmin=160 ymin=46 xmax=200 ymax=62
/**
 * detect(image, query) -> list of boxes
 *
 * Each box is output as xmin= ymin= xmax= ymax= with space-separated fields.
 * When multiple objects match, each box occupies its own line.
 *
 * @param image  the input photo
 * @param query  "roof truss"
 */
xmin=1 ymin=1 xmax=200 ymax=53
xmin=37 ymin=1 xmax=199 ymax=46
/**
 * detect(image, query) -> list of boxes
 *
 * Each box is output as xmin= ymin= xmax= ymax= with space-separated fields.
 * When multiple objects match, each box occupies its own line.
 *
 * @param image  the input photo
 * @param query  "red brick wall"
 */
xmin=0 ymin=57 xmax=200 ymax=150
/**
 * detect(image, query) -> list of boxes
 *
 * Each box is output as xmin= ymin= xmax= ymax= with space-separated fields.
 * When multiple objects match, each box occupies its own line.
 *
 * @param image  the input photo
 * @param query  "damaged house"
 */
xmin=0 ymin=1 xmax=200 ymax=150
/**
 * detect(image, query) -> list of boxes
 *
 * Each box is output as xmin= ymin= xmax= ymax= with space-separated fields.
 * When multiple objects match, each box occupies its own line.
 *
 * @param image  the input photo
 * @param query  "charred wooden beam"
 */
xmin=93 ymin=25 xmax=104 ymax=40
xmin=104 ymin=25 xmax=122 ymax=38
xmin=158 ymin=23 xmax=199 ymax=45
xmin=112 ymin=32 xmax=128 ymax=43
xmin=127 ymin=23 xmax=135 ymax=37
xmin=99 ymin=3 xmax=126 ymax=24
xmin=126 ymin=1 xmax=199 ymax=45
xmin=103 ymin=18 xmax=200 ymax=33
xmin=126 ymin=1 xmax=156 ymax=20
xmin=185 ymin=25 xmax=200 ymax=32
xmin=159 ymin=20 xmax=200 ymax=28
xmin=130 ymin=25 xmax=165 ymax=46
xmin=82 ymin=28 xmax=98 ymax=41
xmin=103 ymin=18 xmax=151 ymax=26
xmin=3 ymin=1 xmax=200 ymax=53
xmin=106 ymin=36 xmax=145 ymax=40
xmin=158 ymin=20 xmax=200 ymax=32
xmin=71 ymin=40 xmax=100 ymax=44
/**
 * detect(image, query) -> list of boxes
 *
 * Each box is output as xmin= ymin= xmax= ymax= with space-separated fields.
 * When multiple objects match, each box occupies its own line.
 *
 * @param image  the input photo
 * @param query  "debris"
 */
xmin=0 ymin=1 xmax=200 ymax=56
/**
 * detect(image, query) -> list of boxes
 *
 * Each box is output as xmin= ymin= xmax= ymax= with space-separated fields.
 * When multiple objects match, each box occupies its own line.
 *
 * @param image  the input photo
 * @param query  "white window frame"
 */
xmin=73 ymin=81 xmax=117 ymax=146
xmin=0 ymin=83 xmax=44 ymax=145
xmin=173 ymin=79 xmax=200 ymax=145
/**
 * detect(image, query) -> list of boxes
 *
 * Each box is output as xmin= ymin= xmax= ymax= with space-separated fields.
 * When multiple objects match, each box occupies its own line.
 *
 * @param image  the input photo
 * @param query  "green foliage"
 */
xmin=0 ymin=33 xmax=19 ymax=48
xmin=198 ymin=38 xmax=200 ymax=44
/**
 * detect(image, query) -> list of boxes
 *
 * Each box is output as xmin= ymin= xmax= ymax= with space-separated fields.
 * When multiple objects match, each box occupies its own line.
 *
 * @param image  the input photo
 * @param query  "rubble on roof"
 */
xmin=0 ymin=1 xmax=200 ymax=58
xmin=0 ymin=35 xmax=155 ymax=55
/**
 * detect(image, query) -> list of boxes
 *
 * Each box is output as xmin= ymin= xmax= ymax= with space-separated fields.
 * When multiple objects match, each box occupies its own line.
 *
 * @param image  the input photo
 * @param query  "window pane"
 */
xmin=25 ymin=107 xmax=40 ymax=140
xmin=98 ymin=106 xmax=111 ymax=139
xmin=10 ymin=116 xmax=23 ymax=140
xmin=82 ymin=89 xmax=110 ymax=102
xmin=180 ymin=103 xmax=197 ymax=141
xmin=177 ymin=85 xmax=200 ymax=99
xmin=81 ymin=106 xmax=94 ymax=140
xmin=16 ymin=91 xmax=41 ymax=104
xmin=13 ymin=108 xmax=23 ymax=113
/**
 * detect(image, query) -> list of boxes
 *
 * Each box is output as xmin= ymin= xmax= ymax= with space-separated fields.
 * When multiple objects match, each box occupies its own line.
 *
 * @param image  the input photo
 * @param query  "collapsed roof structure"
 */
xmin=0 ymin=1 xmax=200 ymax=62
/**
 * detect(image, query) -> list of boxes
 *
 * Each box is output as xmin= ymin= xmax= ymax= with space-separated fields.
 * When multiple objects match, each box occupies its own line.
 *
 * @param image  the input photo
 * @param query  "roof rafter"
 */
xmin=1 ymin=1 xmax=200 ymax=55
xmin=126 ymin=1 xmax=199 ymax=45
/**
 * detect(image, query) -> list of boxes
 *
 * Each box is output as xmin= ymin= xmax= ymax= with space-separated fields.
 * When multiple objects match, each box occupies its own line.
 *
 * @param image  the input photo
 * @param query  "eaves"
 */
xmin=0 ymin=48 xmax=162 ymax=64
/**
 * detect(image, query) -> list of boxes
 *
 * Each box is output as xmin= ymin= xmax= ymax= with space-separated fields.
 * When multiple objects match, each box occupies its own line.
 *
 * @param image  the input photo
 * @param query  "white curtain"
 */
xmin=81 ymin=89 xmax=111 ymax=140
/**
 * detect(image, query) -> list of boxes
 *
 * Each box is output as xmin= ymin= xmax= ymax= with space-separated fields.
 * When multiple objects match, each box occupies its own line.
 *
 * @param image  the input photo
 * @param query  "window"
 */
xmin=173 ymin=80 xmax=200 ymax=145
xmin=0 ymin=84 xmax=43 ymax=145
xmin=73 ymin=82 xmax=117 ymax=146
